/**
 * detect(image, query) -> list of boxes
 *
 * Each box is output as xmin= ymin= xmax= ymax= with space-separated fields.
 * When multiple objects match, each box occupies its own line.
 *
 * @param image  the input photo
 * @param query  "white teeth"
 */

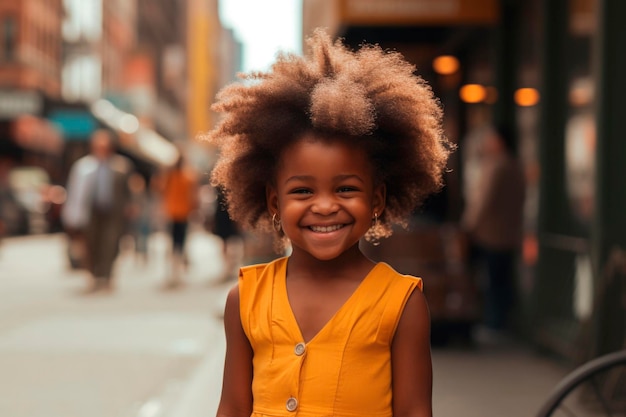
xmin=310 ymin=224 xmax=343 ymax=233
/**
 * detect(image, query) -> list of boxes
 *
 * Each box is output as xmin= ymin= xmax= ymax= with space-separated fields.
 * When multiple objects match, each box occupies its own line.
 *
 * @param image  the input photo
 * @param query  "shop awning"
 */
xmin=120 ymin=127 xmax=180 ymax=168
xmin=11 ymin=115 xmax=64 ymax=156
xmin=90 ymin=99 xmax=179 ymax=168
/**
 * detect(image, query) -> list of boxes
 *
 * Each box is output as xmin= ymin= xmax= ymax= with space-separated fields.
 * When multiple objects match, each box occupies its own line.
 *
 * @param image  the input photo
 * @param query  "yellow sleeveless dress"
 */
xmin=238 ymin=257 xmax=423 ymax=417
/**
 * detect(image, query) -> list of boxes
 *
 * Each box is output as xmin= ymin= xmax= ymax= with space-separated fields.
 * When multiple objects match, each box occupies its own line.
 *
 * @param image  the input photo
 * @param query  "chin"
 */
xmin=305 ymin=251 xmax=339 ymax=262
xmin=294 ymin=247 xmax=341 ymax=262
xmin=310 ymin=247 xmax=360 ymax=262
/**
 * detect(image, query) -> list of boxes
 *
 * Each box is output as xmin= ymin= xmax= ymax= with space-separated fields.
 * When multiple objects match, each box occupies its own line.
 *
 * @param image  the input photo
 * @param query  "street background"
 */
xmin=1 ymin=0 xmax=624 ymax=415
xmin=0 ymin=231 xmax=569 ymax=417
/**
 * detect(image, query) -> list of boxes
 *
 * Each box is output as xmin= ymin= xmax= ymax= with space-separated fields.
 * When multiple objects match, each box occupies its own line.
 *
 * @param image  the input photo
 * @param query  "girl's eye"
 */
xmin=337 ymin=186 xmax=359 ymax=193
xmin=289 ymin=188 xmax=312 ymax=195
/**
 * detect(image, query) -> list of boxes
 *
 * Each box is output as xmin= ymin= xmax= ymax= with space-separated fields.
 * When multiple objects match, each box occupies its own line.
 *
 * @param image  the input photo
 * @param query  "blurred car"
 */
xmin=7 ymin=166 xmax=65 ymax=234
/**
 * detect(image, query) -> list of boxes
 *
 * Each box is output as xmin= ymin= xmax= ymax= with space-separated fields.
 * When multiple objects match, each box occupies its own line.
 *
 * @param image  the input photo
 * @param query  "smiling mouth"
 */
xmin=309 ymin=224 xmax=345 ymax=233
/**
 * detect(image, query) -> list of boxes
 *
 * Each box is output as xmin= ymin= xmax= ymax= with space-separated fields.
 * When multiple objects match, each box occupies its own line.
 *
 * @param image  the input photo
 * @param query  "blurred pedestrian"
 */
xmin=461 ymin=124 xmax=526 ymax=331
xmin=211 ymin=186 xmax=243 ymax=283
xmin=158 ymin=154 xmax=198 ymax=289
xmin=208 ymin=29 xmax=451 ymax=417
xmin=127 ymin=172 xmax=152 ymax=265
xmin=61 ymin=129 xmax=134 ymax=294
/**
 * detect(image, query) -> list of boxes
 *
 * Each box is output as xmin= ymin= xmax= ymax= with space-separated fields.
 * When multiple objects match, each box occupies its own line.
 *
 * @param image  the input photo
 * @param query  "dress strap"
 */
xmin=375 ymin=265 xmax=423 ymax=344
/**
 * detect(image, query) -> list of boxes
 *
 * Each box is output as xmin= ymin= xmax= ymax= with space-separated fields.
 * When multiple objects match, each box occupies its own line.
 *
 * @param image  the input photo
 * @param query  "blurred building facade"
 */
xmin=55 ymin=0 xmax=235 ymax=175
xmin=62 ymin=0 xmax=178 ymax=174
xmin=185 ymin=0 xmax=238 ymax=170
xmin=136 ymin=0 xmax=187 ymax=143
xmin=0 ymin=0 xmax=64 ymax=178
xmin=0 ymin=0 xmax=241 ymax=235
xmin=303 ymin=0 xmax=625 ymax=363
xmin=0 ymin=0 xmax=63 ymax=96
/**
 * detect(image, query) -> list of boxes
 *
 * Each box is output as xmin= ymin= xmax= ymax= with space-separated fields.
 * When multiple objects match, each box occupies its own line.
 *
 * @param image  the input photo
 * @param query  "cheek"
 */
xmin=346 ymin=198 xmax=375 ymax=217
xmin=279 ymin=200 xmax=304 ymax=219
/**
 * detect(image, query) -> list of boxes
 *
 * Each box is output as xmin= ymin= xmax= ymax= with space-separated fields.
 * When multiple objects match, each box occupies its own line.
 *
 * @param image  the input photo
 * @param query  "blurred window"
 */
xmin=564 ymin=0 xmax=597 ymax=231
xmin=63 ymin=0 xmax=102 ymax=43
xmin=2 ymin=17 xmax=17 ymax=61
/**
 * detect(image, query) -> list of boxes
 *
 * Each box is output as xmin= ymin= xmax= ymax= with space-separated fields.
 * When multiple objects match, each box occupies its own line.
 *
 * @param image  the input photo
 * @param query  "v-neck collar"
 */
xmin=274 ymin=257 xmax=386 ymax=344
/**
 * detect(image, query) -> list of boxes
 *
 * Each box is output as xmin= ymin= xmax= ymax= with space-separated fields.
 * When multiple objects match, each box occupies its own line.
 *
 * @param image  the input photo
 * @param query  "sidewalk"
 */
xmin=0 ymin=231 xmax=232 ymax=417
xmin=432 ymin=339 xmax=568 ymax=417
xmin=0 ymin=232 xmax=570 ymax=417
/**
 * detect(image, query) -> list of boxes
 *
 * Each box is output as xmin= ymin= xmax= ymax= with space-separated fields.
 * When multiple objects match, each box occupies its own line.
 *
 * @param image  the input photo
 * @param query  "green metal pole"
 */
xmin=533 ymin=0 xmax=572 ymax=350
xmin=591 ymin=0 xmax=626 ymax=356
xmin=493 ymin=0 xmax=519 ymax=145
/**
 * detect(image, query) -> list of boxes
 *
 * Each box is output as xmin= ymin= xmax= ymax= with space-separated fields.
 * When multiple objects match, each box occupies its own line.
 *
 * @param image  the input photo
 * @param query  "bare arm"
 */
xmin=391 ymin=288 xmax=433 ymax=417
xmin=216 ymin=285 xmax=253 ymax=417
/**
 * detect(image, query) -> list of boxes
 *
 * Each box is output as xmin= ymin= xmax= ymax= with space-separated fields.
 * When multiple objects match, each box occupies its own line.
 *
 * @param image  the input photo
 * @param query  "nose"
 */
xmin=310 ymin=193 xmax=339 ymax=215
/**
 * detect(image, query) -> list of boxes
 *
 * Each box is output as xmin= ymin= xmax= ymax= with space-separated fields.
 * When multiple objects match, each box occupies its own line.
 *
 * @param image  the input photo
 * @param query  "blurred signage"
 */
xmin=124 ymin=54 xmax=156 ymax=118
xmin=0 ymin=91 xmax=44 ymax=119
xmin=11 ymin=115 xmax=63 ymax=155
xmin=49 ymin=110 xmax=98 ymax=140
xmin=341 ymin=0 xmax=499 ymax=25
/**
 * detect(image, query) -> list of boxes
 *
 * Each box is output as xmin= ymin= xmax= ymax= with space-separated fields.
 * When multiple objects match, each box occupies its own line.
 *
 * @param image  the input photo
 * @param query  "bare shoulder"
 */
xmin=374 ymin=263 xmax=429 ymax=328
xmin=391 ymin=277 xmax=433 ymax=416
xmin=401 ymin=284 xmax=430 ymax=324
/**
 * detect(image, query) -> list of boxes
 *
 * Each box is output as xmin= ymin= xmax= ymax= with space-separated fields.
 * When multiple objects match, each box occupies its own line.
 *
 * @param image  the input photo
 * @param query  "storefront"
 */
xmin=0 ymin=90 xmax=65 ymax=235
xmin=0 ymin=90 xmax=64 ymax=180
xmin=528 ymin=0 xmax=626 ymax=362
xmin=302 ymin=0 xmax=501 ymax=343
xmin=303 ymin=0 xmax=625 ymax=360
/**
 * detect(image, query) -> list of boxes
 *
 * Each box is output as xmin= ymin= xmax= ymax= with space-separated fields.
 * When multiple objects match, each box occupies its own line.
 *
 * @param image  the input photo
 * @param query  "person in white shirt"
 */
xmin=62 ymin=129 xmax=134 ymax=293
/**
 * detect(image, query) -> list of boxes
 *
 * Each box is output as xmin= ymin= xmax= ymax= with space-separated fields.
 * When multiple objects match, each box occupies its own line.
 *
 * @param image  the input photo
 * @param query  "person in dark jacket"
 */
xmin=462 ymin=124 xmax=526 ymax=330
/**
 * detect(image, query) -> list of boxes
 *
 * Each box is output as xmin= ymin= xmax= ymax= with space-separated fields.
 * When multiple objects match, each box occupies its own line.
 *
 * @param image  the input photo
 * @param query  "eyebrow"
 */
xmin=284 ymin=174 xmax=365 ymax=184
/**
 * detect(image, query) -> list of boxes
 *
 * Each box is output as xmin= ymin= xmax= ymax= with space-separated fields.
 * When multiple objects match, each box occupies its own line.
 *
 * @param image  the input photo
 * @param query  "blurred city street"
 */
xmin=0 ymin=229 xmax=230 ymax=417
xmin=0 ymin=0 xmax=623 ymax=415
xmin=0 ymin=231 xmax=570 ymax=417
xmin=1 ymin=4 xmax=624 ymax=416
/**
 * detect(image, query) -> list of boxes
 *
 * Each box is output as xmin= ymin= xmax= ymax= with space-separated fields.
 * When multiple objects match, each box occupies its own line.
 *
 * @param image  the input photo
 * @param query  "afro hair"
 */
xmin=204 ymin=28 xmax=453 ymax=242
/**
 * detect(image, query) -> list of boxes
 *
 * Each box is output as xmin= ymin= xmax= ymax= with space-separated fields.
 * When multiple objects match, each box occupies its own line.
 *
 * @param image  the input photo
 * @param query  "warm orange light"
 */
xmin=515 ymin=88 xmax=540 ymax=106
xmin=432 ymin=55 xmax=460 ymax=75
xmin=459 ymin=84 xmax=487 ymax=103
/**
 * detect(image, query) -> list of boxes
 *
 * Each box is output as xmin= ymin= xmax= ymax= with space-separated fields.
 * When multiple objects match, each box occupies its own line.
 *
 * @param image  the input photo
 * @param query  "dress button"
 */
xmin=294 ymin=342 xmax=306 ymax=356
xmin=286 ymin=396 xmax=298 ymax=411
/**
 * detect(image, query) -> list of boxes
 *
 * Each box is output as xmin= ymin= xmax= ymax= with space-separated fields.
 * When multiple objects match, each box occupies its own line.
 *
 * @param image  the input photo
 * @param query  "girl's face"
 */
xmin=267 ymin=133 xmax=386 ymax=262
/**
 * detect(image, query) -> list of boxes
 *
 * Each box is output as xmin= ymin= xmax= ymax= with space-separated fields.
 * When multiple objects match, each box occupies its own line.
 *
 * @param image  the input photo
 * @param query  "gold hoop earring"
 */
xmin=272 ymin=213 xmax=282 ymax=232
xmin=368 ymin=212 xmax=381 ymax=246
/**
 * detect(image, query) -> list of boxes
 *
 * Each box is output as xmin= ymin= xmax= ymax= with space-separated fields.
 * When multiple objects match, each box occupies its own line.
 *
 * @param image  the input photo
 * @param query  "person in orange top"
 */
xmin=206 ymin=29 xmax=452 ymax=417
xmin=160 ymin=154 xmax=198 ymax=289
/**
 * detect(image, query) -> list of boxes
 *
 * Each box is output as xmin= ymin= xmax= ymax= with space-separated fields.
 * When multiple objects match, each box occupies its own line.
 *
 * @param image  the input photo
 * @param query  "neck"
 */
xmin=287 ymin=244 xmax=374 ymax=281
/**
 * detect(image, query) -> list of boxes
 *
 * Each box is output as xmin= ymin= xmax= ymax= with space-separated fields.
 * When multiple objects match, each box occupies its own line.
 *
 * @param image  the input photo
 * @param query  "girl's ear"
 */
xmin=266 ymin=183 xmax=279 ymax=215
xmin=373 ymin=183 xmax=386 ymax=217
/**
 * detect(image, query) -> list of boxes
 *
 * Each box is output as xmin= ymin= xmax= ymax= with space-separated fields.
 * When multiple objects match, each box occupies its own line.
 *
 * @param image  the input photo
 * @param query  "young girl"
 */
xmin=207 ymin=29 xmax=452 ymax=417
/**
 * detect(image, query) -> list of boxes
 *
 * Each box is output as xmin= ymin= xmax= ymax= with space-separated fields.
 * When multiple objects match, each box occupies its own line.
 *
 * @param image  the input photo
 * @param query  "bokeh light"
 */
xmin=432 ymin=55 xmax=460 ymax=75
xmin=459 ymin=84 xmax=487 ymax=103
xmin=515 ymin=87 xmax=540 ymax=106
